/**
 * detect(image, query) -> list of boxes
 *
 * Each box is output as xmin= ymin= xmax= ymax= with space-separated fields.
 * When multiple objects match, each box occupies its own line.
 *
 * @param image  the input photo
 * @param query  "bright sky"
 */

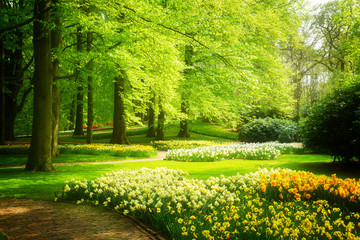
xmin=306 ymin=0 xmax=332 ymax=7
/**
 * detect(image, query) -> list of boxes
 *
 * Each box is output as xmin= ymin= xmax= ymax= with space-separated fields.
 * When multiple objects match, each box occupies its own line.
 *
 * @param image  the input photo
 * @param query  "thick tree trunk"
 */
xmin=155 ymin=108 xmax=165 ymax=141
xmin=26 ymin=0 xmax=54 ymax=171
xmin=110 ymin=70 xmax=129 ymax=144
xmin=177 ymin=95 xmax=190 ymax=138
xmin=0 ymin=35 xmax=5 ymax=145
xmin=73 ymin=27 xmax=84 ymax=136
xmin=51 ymin=0 xmax=62 ymax=157
xmin=86 ymin=32 xmax=93 ymax=144
xmin=146 ymin=99 xmax=156 ymax=138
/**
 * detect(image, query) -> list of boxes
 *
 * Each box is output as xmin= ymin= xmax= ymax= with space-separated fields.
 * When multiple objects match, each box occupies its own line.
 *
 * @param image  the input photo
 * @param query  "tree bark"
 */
xmin=51 ymin=0 xmax=62 ymax=157
xmin=86 ymin=32 xmax=93 ymax=144
xmin=0 ymin=33 xmax=5 ymax=145
xmin=73 ymin=27 xmax=84 ymax=136
xmin=26 ymin=0 xmax=54 ymax=171
xmin=110 ymin=70 xmax=129 ymax=144
xmin=177 ymin=45 xmax=193 ymax=138
xmin=155 ymin=107 xmax=165 ymax=141
xmin=68 ymin=94 xmax=76 ymax=130
xmin=177 ymin=95 xmax=190 ymax=138
xmin=146 ymin=98 xmax=156 ymax=138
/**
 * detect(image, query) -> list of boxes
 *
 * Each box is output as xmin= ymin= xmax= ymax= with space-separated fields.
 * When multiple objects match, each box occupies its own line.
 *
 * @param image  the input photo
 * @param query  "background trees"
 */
xmin=2 ymin=0 xmax=359 ymax=170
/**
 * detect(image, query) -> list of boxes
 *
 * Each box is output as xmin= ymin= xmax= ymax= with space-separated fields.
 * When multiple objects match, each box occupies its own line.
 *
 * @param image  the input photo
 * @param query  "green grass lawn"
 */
xmin=58 ymin=121 xmax=237 ymax=144
xmin=2 ymin=153 xmax=359 ymax=200
xmin=0 ymin=153 xmax=153 ymax=167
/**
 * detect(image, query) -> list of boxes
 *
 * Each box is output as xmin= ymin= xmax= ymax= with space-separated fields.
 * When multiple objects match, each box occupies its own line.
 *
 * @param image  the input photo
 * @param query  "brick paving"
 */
xmin=0 ymin=198 xmax=166 ymax=240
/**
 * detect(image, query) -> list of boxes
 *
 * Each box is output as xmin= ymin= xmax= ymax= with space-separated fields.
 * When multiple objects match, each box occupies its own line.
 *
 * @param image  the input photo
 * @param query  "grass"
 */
xmin=0 ymin=153 xmax=153 ymax=167
xmin=58 ymin=122 xmax=237 ymax=144
xmin=189 ymin=118 xmax=239 ymax=140
xmin=2 ymin=153 xmax=358 ymax=200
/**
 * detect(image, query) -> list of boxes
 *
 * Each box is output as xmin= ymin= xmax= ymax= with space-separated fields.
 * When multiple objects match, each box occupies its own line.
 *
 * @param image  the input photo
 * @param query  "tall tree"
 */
xmin=110 ymin=69 xmax=129 ymax=144
xmin=26 ymin=0 xmax=54 ymax=171
xmin=0 ymin=0 xmax=5 ymax=145
xmin=86 ymin=31 xmax=94 ymax=144
xmin=51 ymin=0 xmax=62 ymax=157
xmin=73 ymin=26 xmax=84 ymax=136
xmin=177 ymin=45 xmax=193 ymax=138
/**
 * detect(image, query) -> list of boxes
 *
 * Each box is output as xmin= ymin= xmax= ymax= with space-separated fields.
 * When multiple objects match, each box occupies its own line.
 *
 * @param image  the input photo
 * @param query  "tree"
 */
xmin=110 ymin=69 xmax=129 ymax=144
xmin=51 ymin=0 xmax=63 ymax=157
xmin=0 ymin=0 xmax=33 ymax=141
xmin=26 ymin=0 xmax=54 ymax=171
xmin=301 ymin=78 xmax=360 ymax=162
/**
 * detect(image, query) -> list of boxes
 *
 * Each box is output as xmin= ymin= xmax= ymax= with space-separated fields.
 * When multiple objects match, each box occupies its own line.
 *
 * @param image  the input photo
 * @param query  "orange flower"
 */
xmin=350 ymin=196 xmax=355 ymax=202
xmin=324 ymin=184 xmax=330 ymax=190
xmin=294 ymin=193 xmax=301 ymax=199
xmin=304 ymin=184 xmax=310 ymax=191
xmin=292 ymin=188 xmax=298 ymax=194
xmin=271 ymin=180 xmax=277 ymax=186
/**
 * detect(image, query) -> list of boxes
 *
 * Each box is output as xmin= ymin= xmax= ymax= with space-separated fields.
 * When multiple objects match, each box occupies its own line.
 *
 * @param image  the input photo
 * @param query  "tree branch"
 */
xmin=16 ymin=86 xmax=32 ymax=113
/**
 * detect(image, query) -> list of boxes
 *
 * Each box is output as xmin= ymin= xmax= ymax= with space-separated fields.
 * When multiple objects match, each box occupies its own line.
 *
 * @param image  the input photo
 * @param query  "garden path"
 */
xmin=0 ymin=198 xmax=166 ymax=240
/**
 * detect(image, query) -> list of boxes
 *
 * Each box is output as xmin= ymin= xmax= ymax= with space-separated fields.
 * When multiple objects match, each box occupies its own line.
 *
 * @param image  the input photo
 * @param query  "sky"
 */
xmin=307 ymin=0 xmax=332 ymax=7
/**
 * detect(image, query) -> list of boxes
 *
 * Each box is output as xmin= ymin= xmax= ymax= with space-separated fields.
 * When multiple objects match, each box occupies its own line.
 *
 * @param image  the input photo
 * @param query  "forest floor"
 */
xmin=0 ymin=198 xmax=166 ymax=240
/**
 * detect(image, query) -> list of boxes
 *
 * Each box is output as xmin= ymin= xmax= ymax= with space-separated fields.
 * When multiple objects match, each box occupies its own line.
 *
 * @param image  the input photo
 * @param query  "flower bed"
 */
xmin=165 ymin=143 xmax=281 ymax=161
xmin=152 ymin=140 xmax=233 ymax=150
xmin=58 ymin=167 xmax=360 ymax=239
xmin=59 ymin=144 xmax=157 ymax=158
xmin=0 ymin=144 xmax=157 ymax=158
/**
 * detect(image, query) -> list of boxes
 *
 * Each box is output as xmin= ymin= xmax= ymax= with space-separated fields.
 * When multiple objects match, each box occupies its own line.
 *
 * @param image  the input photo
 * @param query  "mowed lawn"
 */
xmin=2 ymin=153 xmax=358 ymax=200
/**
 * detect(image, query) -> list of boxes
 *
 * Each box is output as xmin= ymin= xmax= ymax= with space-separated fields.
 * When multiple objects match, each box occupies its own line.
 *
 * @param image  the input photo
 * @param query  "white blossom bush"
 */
xmin=165 ymin=143 xmax=281 ymax=161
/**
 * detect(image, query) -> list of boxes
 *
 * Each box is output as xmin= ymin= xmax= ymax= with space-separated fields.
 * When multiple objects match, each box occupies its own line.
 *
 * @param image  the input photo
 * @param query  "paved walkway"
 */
xmin=0 ymin=198 xmax=166 ymax=240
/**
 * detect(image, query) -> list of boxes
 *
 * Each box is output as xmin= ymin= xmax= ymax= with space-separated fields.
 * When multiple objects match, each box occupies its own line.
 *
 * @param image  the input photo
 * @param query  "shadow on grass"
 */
xmin=279 ymin=161 xmax=360 ymax=179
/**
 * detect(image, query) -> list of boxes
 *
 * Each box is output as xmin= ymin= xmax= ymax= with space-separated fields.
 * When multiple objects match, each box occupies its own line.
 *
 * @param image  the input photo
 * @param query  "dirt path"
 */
xmin=0 ymin=198 xmax=166 ymax=240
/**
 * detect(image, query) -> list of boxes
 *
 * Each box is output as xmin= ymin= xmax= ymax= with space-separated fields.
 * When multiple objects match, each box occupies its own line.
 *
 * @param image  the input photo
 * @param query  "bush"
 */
xmin=301 ymin=79 xmax=360 ymax=162
xmin=238 ymin=118 xmax=298 ymax=143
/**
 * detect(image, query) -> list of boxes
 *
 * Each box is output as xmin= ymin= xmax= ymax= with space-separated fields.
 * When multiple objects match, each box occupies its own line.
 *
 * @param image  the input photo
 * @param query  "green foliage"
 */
xmin=301 ymin=78 xmax=360 ymax=162
xmin=239 ymin=118 xmax=298 ymax=143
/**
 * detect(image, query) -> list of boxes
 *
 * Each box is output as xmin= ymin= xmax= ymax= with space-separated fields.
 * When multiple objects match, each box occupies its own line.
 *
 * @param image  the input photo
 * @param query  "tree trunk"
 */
xmin=177 ymin=45 xmax=193 ymax=138
xmin=51 ymin=0 xmax=62 ymax=157
xmin=86 ymin=32 xmax=93 ymax=144
xmin=110 ymin=70 xmax=129 ymax=144
xmin=177 ymin=95 xmax=190 ymax=138
xmin=73 ymin=27 xmax=84 ymax=136
xmin=26 ymin=0 xmax=54 ymax=171
xmin=155 ymin=106 xmax=165 ymax=141
xmin=68 ymin=94 xmax=76 ymax=130
xmin=146 ymin=98 xmax=156 ymax=138
xmin=4 ymin=95 xmax=16 ymax=140
xmin=0 ymin=34 xmax=5 ymax=145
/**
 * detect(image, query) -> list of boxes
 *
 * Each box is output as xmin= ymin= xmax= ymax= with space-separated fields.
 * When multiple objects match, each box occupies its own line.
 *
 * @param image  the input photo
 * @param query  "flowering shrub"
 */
xmin=59 ymin=144 xmax=157 ymax=157
xmin=152 ymin=140 xmax=233 ymax=150
xmin=0 ymin=144 xmax=30 ymax=154
xmin=0 ymin=144 xmax=157 ymax=158
xmin=58 ymin=167 xmax=360 ymax=239
xmin=165 ymin=143 xmax=281 ymax=161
